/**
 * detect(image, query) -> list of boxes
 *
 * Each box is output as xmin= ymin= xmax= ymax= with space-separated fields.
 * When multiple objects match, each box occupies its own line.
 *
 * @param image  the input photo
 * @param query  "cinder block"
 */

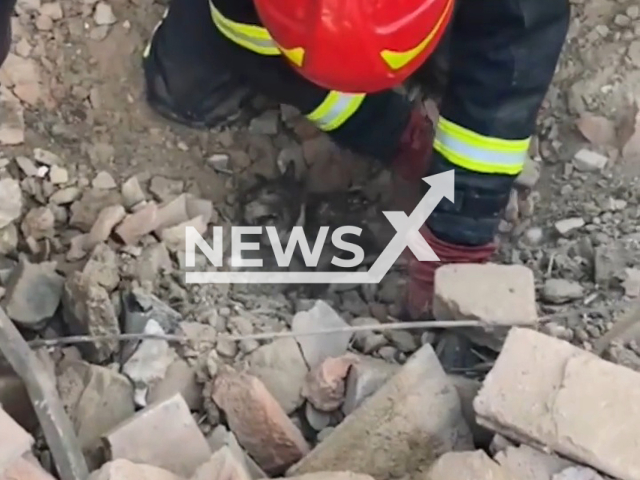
xmin=475 ymin=328 xmax=640 ymax=480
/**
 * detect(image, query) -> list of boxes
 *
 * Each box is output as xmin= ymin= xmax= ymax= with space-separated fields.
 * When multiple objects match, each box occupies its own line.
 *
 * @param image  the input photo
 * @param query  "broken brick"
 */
xmin=212 ymin=368 xmax=310 ymax=476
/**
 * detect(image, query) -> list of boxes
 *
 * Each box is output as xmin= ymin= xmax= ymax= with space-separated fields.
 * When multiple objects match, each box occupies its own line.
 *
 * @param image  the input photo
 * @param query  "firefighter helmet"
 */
xmin=253 ymin=0 xmax=455 ymax=93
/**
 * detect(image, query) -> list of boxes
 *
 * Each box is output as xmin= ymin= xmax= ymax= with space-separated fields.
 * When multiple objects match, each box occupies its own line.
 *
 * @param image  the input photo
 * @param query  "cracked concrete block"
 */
xmin=423 ymin=451 xmax=509 ymax=480
xmin=474 ymin=328 xmax=640 ymax=480
xmin=433 ymin=264 xmax=537 ymax=350
xmin=103 ymin=394 xmax=210 ymax=478
xmin=288 ymin=344 xmax=472 ymax=480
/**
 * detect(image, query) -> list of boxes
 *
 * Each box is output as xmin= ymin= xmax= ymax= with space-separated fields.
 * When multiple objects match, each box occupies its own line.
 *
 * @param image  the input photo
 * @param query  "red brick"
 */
xmin=212 ymin=368 xmax=310 ymax=475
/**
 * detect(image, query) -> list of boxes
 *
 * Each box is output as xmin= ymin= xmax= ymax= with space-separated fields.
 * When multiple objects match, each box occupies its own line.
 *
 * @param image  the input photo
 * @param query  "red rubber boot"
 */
xmin=390 ymin=108 xmax=434 ymax=215
xmin=406 ymin=227 xmax=496 ymax=319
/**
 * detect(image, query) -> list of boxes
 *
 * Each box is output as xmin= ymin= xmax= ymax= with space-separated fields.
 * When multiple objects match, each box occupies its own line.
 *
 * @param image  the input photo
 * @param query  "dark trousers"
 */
xmin=143 ymin=0 xmax=418 ymax=164
xmin=0 ymin=0 xmax=16 ymax=66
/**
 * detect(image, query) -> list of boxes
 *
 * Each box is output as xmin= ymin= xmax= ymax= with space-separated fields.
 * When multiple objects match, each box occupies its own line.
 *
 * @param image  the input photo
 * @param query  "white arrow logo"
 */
xmin=186 ymin=170 xmax=455 ymax=284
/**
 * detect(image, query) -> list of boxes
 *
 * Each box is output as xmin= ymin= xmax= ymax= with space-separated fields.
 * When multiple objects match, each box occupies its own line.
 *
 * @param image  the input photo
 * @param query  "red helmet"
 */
xmin=253 ymin=0 xmax=455 ymax=93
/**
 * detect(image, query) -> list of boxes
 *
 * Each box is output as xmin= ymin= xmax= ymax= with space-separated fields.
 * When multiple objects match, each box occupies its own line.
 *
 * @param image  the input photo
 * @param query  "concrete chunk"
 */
xmin=103 ymin=394 xmax=211 ymax=478
xmin=1 ymin=456 xmax=56 ymax=480
xmin=287 ymin=473 xmax=375 ymax=480
xmin=341 ymin=356 xmax=399 ymax=416
xmin=494 ymin=445 xmax=575 ymax=480
xmin=288 ymin=344 xmax=473 ymax=480
xmin=433 ymin=264 xmax=537 ymax=349
xmin=246 ymin=338 xmax=308 ymax=414
xmin=88 ymin=459 xmax=183 ymax=480
xmin=292 ymin=301 xmax=352 ymax=368
xmin=190 ymin=446 xmax=251 ymax=480
xmin=2 ymin=259 xmax=63 ymax=329
xmin=423 ymin=451 xmax=509 ymax=480
xmin=0 ymin=409 xmax=33 ymax=471
xmin=205 ymin=426 xmax=267 ymax=480
xmin=474 ymin=328 xmax=640 ymax=480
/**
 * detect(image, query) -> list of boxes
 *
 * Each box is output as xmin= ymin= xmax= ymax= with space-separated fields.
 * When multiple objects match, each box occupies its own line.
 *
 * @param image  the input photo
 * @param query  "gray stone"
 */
xmin=123 ymin=320 xmax=176 ymax=407
xmin=33 ymin=148 xmax=60 ymax=165
xmin=594 ymin=242 xmax=626 ymax=287
xmin=62 ymin=272 xmax=120 ymax=363
xmin=49 ymin=165 xmax=68 ymax=184
xmin=136 ymin=243 xmax=173 ymax=283
xmin=82 ymin=243 xmax=120 ymax=292
xmin=92 ymin=171 xmax=117 ymax=190
xmin=0 ymin=88 xmax=24 ymax=146
xmin=342 ymin=356 xmax=399 ymax=415
xmin=56 ymin=359 xmax=135 ymax=454
xmin=425 ymin=451 xmax=509 ymax=480
xmin=121 ymin=289 xmax=182 ymax=335
xmin=50 ymin=187 xmax=81 ymax=205
xmin=15 ymin=156 xmax=38 ymax=176
xmin=21 ymin=206 xmax=55 ymax=240
xmin=0 ymin=178 xmax=22 ymax=228
xmin=246 ymin=338 xmax=308 ymax=414
xmin=0 ymin=223 xmax=18 ymax=255
xmin=350 ymin=317 xmax=387 ymax=354
xmin=555 ymin=218 xmax=585 ymax=236
xmin=553 ymin=467 xmax=604 ymax=480
xmin=93 ymin=2 xmax=116 ymax=25
xmin=291 ymin=300 xmax=352 ymax=368
xmin=149 ymin=176 xmax=184 ymax=203
xmin=85 ymin=205 xmax=126 ymax=250
xmin=573 ymin=149 xmax=608 ymax=172
xmin=147 ymin=358 xmax=201 ymax=411
xmin=542 ymin=279 xmax=584 ymax=304
xmin=2 ymin=259 xmax=63 ymax=328
xmin=305 ymin=402 xmax=332 ymax=431
xmin=70 ymin=189 xmax=122 ymax=232
xmin=121 ymin=176 xmax=145 ymax=209
xmin=249 ymin=110 xmax=279 ymax=135
xmin=206 ymin=425 xmax=269 ymax=480
xmin=494 ymin=444 xmax=575 ymax=480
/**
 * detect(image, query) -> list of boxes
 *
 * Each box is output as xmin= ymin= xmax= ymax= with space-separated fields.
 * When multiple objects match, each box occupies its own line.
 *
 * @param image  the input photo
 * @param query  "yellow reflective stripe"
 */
xmin=209 ymin=1 xmax=280 ymax=55
xmin=434 ymin=117 xmax=529 ymax=175
xmin=306 ymin=92 xmax=366 ymax=131
xmin=380 ymin=0 xmax=454 ymax=70
xmin=143 ymin=7 xmax=170 ymax=58
xmin=280 ymin=46 xmax=305 ymax=67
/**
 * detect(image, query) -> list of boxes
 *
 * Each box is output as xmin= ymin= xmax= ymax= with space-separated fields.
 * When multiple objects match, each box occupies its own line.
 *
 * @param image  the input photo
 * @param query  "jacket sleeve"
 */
xmin=425 ymin=0 xmax=570 ymax=246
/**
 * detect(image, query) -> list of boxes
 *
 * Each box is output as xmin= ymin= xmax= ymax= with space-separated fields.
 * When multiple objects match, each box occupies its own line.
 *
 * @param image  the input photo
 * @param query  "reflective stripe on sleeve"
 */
xmin=433 ymin=117 xmax=529 ymax=175
xmin=209 ymin=1 xmax=280 ymax=55
xmin=306 ymin=91 xmax=366 ymax=132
